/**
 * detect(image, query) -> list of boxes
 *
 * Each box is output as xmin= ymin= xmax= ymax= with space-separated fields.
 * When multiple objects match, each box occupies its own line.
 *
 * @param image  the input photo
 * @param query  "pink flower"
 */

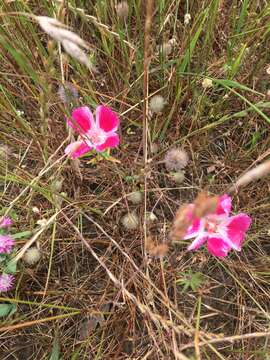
xmin=185 ymin=194 xmax=251 ymax=257
xmin=0 ymin=216 xmax=12 ymax=228
xmin=65 ymin=105 xmax=120 ymax=159
xmin=0 ymin=235 xmax=14 ymax=254
xmin=0 ymin=274 xmax=14 ymax=292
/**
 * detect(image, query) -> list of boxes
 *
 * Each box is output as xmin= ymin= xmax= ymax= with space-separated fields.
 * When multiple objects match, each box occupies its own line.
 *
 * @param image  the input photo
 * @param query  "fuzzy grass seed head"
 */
xmin=116 ymin=2 xmax=129 ymax=20
xmin=170 ymin=171 xmax=185 ymax=184
xmin=121 ymin=212 xmax=139 ymax=230
xmin=127 ymin=191 xmax=143 ymax=204
xmin=23 ymin=247 xmax=41 ymax=265
xmin=165 ymin=148 xmax=189 ymax=171
xmin=149 ymin=95 xmax=166 ymax=113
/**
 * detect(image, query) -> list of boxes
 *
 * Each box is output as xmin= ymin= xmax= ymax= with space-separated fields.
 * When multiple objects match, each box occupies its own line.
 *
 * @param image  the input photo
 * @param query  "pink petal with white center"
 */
xmin=68 ymin=106 xmax=94 ymax=133
xmin=65 ymin=141 xmax=92 ymax=159
xmin=184 ymin=218 xmax=203 ymax=240
xmin=207 ymin=237 xmax=231 ymax=257
xmin=95 ymin=134 xmax=120 ymax=152
xmin=226 ymin=213 xmax=251 ymax=249
xmin=215 ymin=194 xmax=232 ymax=215
xmin=96 ymin=105 xmax=119 ymax=133
xmin=187 ymin=234 xmax=208 ymax=251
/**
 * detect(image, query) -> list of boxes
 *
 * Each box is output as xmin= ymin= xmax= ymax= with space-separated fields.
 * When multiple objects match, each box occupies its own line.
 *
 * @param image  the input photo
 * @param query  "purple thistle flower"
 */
xmin=0 ymin=235 xmax=14 ymax=254
xmin=0 ymin=274 xmax=14 ymax=292
xmin=0 ymin=216 xmax=12 ymax=228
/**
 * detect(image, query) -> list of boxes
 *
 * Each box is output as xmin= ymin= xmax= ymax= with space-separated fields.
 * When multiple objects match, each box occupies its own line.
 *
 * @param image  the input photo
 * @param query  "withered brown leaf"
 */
xmin=169 ymin=192 xmax=219 ymax=241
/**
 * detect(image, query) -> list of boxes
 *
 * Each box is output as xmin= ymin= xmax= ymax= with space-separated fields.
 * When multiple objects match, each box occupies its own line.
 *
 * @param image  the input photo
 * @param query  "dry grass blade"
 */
xmin=0 ymin=311 xmax=80 ymax=333
xmin=61 ymin=40 xmax=94 ymax=70
xmin=229 ymin=159 xmax=270 ymax=193
xmin=36 ymin=16 xmax=89 ymax=49
xmin=67 ymin=5 xmax=135 ymax=50
xmin=180 ymin=330 xmax=270 ymax=351
xmin=142 ymin=0 xmax=154 ymax=262
xmin=36 ymin=15 xmax=95 ymax=70
xmin=142 ymin=0 xmax=153 ymax=165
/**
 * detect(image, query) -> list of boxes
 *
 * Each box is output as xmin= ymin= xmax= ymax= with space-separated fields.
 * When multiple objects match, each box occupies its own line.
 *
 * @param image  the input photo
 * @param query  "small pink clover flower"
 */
xmin=0 ymin=235 xmax=14 ymax=254
xmin=0 ymin=274 xmax=14 ymax=292
xmin=0 ymin=217 xmax=12 ymax=228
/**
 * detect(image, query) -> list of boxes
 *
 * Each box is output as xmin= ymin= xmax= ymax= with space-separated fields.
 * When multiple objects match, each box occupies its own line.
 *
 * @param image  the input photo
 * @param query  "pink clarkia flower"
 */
xmin=185 ymin=194 xmax=251 ymax=257
xmin=65 ymin=105 xmax=120 ymax=159
xmin=0 ymin=216 xmax=12 ymax=228
xmin=0 ymin=235 xmax=14 ymax=254
xmin=0 ymin=274 xmax=14 ymax=292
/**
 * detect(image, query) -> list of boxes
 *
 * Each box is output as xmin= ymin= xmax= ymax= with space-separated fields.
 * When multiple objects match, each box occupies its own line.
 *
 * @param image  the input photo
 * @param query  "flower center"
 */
xmin=205 ymin=220 xmax=218 ymax=233
xmin=2 ymin=278 xmax=8 ymax=286
xmin=86 ymin=129 xmax=105 ymax=145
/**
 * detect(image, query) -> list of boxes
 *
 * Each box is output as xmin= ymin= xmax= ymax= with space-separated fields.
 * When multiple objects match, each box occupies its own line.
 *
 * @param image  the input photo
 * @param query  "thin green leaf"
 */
xmin=49 ymin=338 xmax=61 ymax=360
xmin=4 ymin=260 xmax=17 ymax=274
xmin=12 ymin=231 xmax=32 ymax=240
xmin=0 ymin=303 xmax=16 ymax=318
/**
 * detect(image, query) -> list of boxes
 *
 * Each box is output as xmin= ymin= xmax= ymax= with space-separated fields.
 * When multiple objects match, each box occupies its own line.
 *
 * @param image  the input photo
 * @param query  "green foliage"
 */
xmin=0 ymin=303 xmax=17 ymax=318
xmin=176 ymin=270 xmax=205 ymax=292
xmin=49 ymin=338 xmax=61 ymax=360
xmin=4 ymin=260 xmax=17 ymax=274
xmin=12 ymin=230 xmax=32 ymax=239
xmin=0 ymin=208 xmax=18 ymax=221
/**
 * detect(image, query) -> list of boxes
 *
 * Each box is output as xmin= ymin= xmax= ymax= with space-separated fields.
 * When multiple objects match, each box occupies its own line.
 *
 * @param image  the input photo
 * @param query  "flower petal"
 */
xmin=65 ymin=141 xmax=92 ymax=159
xmin=226 ymin=213 xmax=251 ymax=249
xmin=95 ymin=134 xmax=120 ymax=152
xmin=68 ymin=106 xmax=94 ymax=133
xmin=96 ymin=105 xmax=119 ymax=133
xmin=187 ymin=234 xmax=207 ymax=251
xmin=184 ymin=218 xmax=203 ymax=240
xmin=227 ymin=213 xmax=251 ymax=232
xmin=0 ymin=235 xmax=14 ymax=253
xmin=207 ymin=237 xmax=231 ymax=257
xmin=216 ymin=194 xmax=232 ymax=215
xmin=0 ymin=217 xmax=12 ymax=228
